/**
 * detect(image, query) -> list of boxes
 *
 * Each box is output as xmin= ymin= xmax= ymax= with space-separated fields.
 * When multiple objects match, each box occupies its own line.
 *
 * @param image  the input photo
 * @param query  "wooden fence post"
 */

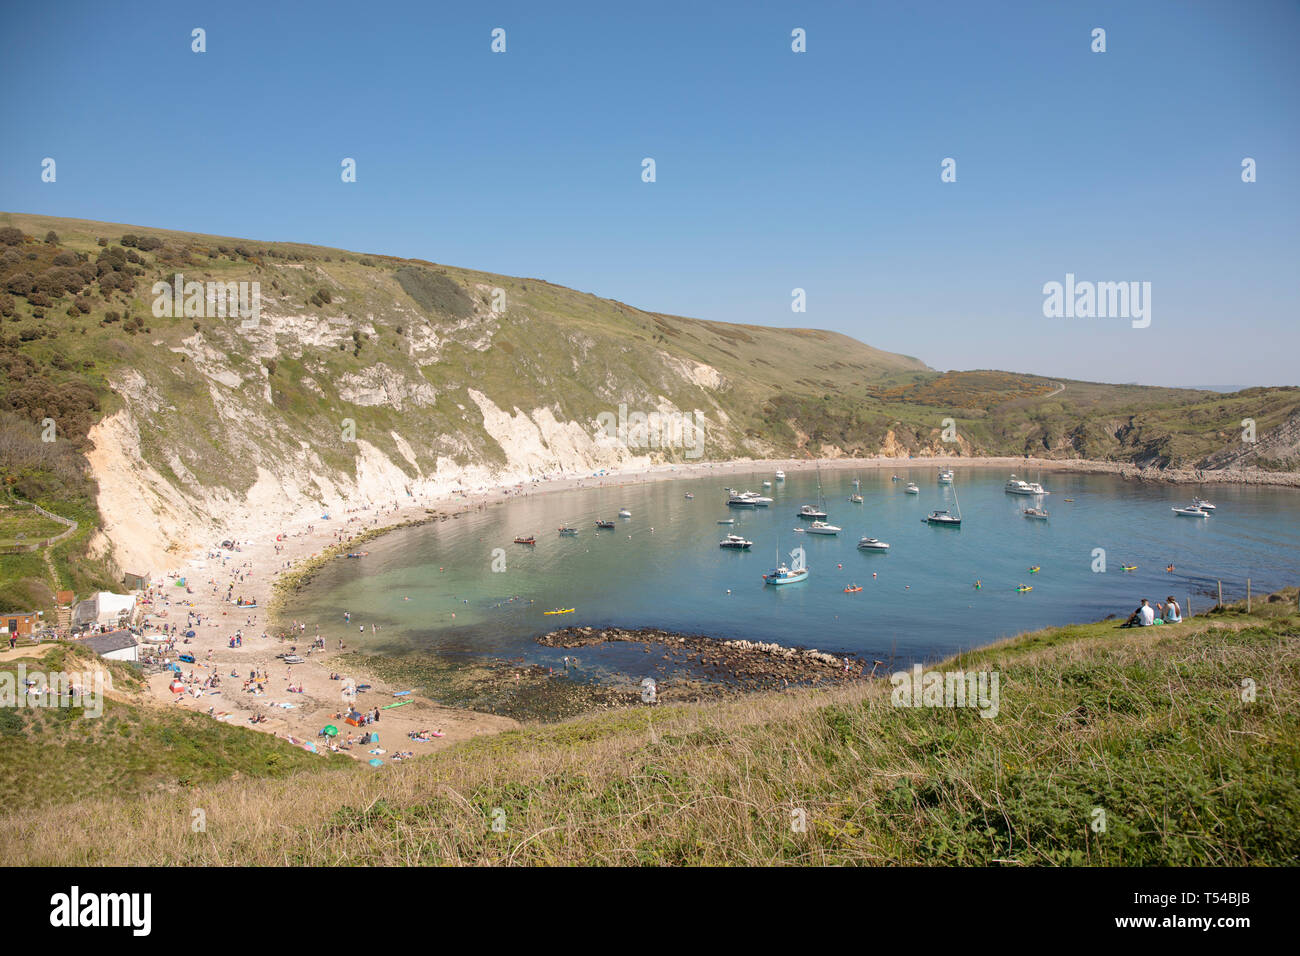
xmin=1217 ymin=580 xmax=1223 ymax=609
xmin=1247 ymin=578 xmax=1251 ymax=613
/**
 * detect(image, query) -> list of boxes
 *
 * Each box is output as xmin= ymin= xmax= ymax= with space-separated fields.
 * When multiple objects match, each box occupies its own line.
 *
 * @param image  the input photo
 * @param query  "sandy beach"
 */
xmin=137 ymin=452 xmax=1298 ymax=761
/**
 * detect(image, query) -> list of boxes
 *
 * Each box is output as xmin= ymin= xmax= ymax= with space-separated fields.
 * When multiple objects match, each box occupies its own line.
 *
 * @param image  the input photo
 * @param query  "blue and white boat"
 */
xmin=764 ymin=563 xmax=809 ymax=585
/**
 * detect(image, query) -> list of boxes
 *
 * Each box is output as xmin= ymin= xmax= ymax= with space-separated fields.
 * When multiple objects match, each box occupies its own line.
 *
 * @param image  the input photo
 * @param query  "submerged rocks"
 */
xmin=537 ymin=626 xmax=863 ymax=689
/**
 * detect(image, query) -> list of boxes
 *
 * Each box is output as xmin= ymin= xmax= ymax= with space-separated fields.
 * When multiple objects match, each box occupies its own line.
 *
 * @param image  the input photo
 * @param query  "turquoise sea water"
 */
xmin=285 ymin=468 xmax=1300 ymax=675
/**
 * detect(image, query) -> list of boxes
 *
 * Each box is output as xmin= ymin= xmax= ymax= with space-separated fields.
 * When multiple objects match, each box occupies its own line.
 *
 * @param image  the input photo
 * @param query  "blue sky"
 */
xmin=2 ymin=0 xmax=1297 ymax=387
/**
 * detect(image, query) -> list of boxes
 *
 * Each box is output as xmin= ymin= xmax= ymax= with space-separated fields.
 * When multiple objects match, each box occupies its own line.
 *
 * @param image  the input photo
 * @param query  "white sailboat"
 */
xmin=925 ymin=479 xmax=963 ymax=526
xmin=799 ymin=466 xmax=831 ymax=519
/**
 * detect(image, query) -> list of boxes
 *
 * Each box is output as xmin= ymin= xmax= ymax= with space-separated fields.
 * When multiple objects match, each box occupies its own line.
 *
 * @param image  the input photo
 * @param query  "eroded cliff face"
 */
xmin=84 ymin=342 xmax=738 ymax=576
xmin=85 ymin=376 xmax=693 ymax=575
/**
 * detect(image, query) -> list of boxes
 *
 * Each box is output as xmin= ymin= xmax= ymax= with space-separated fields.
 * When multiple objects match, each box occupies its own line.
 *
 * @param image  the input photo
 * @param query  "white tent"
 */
xmin=94 ymin=592 xmax=136 ymax=626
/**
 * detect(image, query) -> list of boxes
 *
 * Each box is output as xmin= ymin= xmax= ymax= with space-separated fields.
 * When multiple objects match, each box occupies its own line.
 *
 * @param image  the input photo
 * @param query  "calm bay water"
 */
xmin=286 ymin=468 xmax=1300 ymax=675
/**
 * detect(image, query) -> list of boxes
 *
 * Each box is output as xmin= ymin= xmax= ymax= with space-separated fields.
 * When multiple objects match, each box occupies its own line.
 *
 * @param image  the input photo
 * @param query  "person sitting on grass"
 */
xmin=1122 ymin=599 xmax=1156 ymax=627
xmin=1159 ymin=596 xmax=1182 ymax=623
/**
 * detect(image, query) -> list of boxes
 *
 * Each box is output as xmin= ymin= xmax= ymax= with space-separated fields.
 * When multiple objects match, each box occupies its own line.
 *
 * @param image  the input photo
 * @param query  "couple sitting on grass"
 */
xmin=1122 ymin=596 xmax=1182 ymax=627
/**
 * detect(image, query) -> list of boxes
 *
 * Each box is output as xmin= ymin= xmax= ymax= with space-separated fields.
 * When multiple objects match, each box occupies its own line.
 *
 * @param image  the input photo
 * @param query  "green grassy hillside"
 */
xmin=2 ymin=591 xmax=1295 ymax=866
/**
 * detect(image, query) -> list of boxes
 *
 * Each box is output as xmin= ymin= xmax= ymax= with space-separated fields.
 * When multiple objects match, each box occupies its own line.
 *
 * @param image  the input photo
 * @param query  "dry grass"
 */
xmin=2 ymin=597 xmax=1297 ymax=866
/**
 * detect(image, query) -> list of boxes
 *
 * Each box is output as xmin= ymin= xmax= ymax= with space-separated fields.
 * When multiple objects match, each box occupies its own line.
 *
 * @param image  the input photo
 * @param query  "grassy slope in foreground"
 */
xmin=3 ymin=592 xmax=1296 ymax=866
xmin=0 ymin=643 xmax=344 ymax=812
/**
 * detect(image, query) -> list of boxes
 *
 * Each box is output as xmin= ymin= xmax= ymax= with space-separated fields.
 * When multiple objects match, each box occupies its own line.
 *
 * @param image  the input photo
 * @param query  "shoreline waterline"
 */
xmin=159 ymin=454 xmax=1296 ymax=746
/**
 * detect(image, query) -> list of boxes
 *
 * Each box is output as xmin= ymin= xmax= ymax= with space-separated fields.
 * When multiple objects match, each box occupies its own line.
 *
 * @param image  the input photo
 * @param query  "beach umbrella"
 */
xmin=368 ymin=758 xmax=383 ymax=767
xmin=322 ymin=725 xmax=338 ymax=737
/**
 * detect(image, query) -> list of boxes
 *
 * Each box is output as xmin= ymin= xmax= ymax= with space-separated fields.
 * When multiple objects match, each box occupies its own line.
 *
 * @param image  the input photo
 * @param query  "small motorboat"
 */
xmin=763 ymin=563 xmax=808 ymax=585
xmin=857 ymin=537 xmax=890 ymax=551
xmin=803 ymin=520 xmax=841 ymax=535
xmin=716 ymin=518 xmax=735 ymax=525
xmin=904 ymin=482 xmax=920 ymax=495
xmin=762 ymin=481 xmax=772 ymax=488
xmin=558 ymin=526 xmax=579 ymax=536
xmin=1023 ymin=507 xmax=1049 ymax=520
xmin=938 ymin=470 xmax=953 ymax=483
xmin=719 ymin=534 xmax=753 ymax=550
xmin=684 ymin=493 xmax=694 ymax=499
xmin=1192 ymin=497 xmax=1216 ymax=511
xmin=595 ymin=520 xmax=615 ymax=529
xmin=925 ymin=509 xmax=961 ymax=526
xmin=849 ymin=493 xmax=864 ymax=503
xmin=797 ymin=504 xmax=828 ymax=520
xmin=514 ymin=535 xmax=536 ymax=545
xmin=618 ymin=508 xmax=632 ymax=518
xmin=774 ymin=470 xmax=785 ymax=481
xmin=1172 ymin=505 xmax=1210 ymax=517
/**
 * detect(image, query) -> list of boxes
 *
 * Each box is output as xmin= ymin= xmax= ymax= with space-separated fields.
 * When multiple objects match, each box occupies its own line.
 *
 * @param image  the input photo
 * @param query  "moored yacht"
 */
xmin=1193 ymin=497 xmax=1216 ymax=511
xmin=797 ymin=503 xmax=828 ymax=520
xmin=857 ymin=536 xmax=890 ymax=551
xmin=938 ymin=470 xmax=953 ymax=483
xmin=1172 ymin=504 xmax=1210 ymax=517
xmin=925 ymin=509 xmax=962 ymax=526
xmin=618 ymin=508 xmax=632 ymax=518
xmin=904 ymin=482 xmax=920 ymax=495
xmin=803 ymin=520 xmax=841 ymax=535
xmin=774 ymin=470 xmax=786 ymax=481
xmin=1005 ymin=473 xmax=1049 ymax=496
xmin=719 ymin=533 xmax=753 ymax=550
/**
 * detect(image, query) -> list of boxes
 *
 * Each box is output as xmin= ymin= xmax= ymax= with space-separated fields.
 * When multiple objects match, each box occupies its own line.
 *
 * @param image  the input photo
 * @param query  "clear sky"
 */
xmin=2 ymin=0 xmax=1297 ymax=387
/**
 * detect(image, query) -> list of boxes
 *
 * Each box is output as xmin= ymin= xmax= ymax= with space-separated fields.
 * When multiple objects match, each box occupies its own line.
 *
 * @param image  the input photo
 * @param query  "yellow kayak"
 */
xmin=544 ymin=608 xmax=575 ymax=616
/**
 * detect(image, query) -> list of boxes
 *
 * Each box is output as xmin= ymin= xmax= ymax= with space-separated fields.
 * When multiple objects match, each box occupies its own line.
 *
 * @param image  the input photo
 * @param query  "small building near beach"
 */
xmin=2 ymin=611 xmax=41 ymax=638
xmin=72 ymin=630 xmax=139 ymax=662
